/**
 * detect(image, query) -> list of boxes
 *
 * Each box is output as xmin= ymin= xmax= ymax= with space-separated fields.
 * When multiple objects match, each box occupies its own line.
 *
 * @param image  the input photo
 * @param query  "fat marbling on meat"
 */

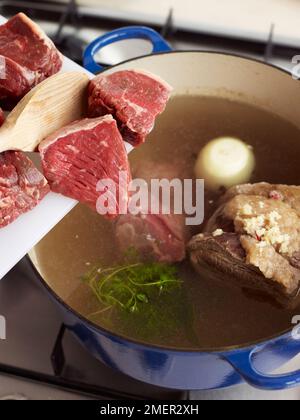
xmin=39 ymin=115 xmax=131 ymax=217
xmin=0 ymin=13 xmax=62 ymax=105
xmin=88 ymin=70 xmax=172 ymax=146
xmin=0 ymin=151 xmax=49 ymax=228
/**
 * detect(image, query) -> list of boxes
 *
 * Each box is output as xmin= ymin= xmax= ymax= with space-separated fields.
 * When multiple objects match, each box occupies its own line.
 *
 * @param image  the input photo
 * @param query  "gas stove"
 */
xmin=0 ymin=0 xmax=299 ymax=70
xmin=0 ymin=0 xmax=300 ymax=401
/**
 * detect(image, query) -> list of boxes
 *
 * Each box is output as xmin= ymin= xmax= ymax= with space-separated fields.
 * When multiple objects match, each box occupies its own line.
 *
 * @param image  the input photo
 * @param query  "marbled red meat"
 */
xmin=39 ymin=115 xmax=131 ymax=217
xmin=116 ymin=162 xmax=191 ymax=263
xmin=88 ymin=70 xmax=172 ymax=146
xmin=0 ymin=151 xmax=49 ymax=228
xmin=0 ymin=13 xmax=62 ymax=104
xmin=116 ymin=212 xmax=188 ymax=263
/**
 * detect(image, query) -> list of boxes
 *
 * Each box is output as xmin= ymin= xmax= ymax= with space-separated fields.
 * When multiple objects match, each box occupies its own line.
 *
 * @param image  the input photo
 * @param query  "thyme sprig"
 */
xmin=82 ymin=262 xmax=181 ymax=313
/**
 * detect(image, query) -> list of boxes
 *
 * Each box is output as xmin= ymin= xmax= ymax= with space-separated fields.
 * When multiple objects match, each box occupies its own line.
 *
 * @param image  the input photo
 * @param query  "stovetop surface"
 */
xmin=0 ymin=2 xmax=300 ymax=400
xmin=1 ymin=0 xmax=300 ymax=71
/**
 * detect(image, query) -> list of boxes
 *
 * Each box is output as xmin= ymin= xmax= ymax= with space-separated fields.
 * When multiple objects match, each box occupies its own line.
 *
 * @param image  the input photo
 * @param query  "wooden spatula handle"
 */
xmin=0 ymin=72 xmax=89 ymax=153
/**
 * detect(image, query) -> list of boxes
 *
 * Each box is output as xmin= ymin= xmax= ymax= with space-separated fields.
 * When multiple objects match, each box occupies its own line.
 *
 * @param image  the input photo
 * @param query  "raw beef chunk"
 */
xmin=0 ymin=151 xmax=49 ymax=228
xmin=39 ymin=115 xmax=131 ymax=217
xmin=0 ymin=13 xmax=62 ymax=103
xmin=116 ymin=162 xmax=191 ymax=263
xmin=88 ymin=70 xmax=172 ymax=146
xmin=188 ymin=183 xmax=300 ymax=305
xmin=116 ymin=213 xmax=188 ymax=263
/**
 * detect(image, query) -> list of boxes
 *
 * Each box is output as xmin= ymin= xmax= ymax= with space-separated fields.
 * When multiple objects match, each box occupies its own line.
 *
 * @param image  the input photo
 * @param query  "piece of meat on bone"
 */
xmin=39 ymin=115 xmax=131 ymax=217
xmin=188 ymin=183 xmax=300 ymax=304
xmin=115 ymin=161 xmax=191 ymax=263
xmin=211 ymin=194 xmax=300 ymax=258
xmin=220 ymin=182 xmax=300 ymax=214
xmin=0 ymin=13 xmax=62 ymax=104
xmin=88 ymin=70 xmax=172 ymax=146
xmin=188 ymin=232 xmax=300 ymax=304
xmin=0 ymin=151 xmax=50 ymax=228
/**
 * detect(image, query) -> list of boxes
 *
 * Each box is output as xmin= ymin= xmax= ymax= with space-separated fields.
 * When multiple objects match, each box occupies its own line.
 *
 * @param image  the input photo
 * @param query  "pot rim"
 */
xmin=96 ymin=48 xmax=296 ymax=79
xmin=31 ymin=49 xmax=298 ymax=355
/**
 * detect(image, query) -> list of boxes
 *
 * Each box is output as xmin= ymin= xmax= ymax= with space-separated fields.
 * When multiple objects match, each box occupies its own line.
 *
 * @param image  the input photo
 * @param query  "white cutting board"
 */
xmin=0 ymin=15 xmax=94 ymax=280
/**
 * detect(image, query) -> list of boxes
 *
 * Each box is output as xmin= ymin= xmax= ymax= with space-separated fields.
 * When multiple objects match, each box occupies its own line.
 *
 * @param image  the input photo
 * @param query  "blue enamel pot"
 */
xmin=32 ymin=27 xmax=300 ymax=391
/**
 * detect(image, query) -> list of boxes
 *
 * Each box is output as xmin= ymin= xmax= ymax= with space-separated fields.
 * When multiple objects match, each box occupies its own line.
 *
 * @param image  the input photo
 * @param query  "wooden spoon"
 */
xmin=0 ymin=71 xmax=89 ymax=153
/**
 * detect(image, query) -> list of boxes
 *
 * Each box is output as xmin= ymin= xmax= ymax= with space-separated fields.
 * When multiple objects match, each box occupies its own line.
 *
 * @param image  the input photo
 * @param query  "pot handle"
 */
xmin=83 ymin=26 xmax=172 ymax=74
xmin=226 ymin=349 xmax=300 ymax=390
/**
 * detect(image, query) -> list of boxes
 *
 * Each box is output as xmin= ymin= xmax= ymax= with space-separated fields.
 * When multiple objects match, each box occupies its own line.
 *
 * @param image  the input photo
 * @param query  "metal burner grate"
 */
xmin=0 ymin=0 xmax=299 ymax=69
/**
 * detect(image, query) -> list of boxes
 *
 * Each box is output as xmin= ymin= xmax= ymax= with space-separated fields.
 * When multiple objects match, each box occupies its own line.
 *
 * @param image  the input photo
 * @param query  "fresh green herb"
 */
xmin=82 ymin=262 xmax=182 ymax=314
xmin=82 ymin=257 xmax=200 ymax=347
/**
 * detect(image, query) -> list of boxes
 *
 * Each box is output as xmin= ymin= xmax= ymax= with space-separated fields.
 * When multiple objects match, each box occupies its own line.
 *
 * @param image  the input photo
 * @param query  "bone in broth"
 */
xmin=32 ymin=95 xmax=300 ymax=350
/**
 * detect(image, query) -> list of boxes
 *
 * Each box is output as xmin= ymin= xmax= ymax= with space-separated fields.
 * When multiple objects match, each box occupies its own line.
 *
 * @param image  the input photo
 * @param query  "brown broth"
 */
xmin=33 ymin=95 xmax=300 ymax=350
